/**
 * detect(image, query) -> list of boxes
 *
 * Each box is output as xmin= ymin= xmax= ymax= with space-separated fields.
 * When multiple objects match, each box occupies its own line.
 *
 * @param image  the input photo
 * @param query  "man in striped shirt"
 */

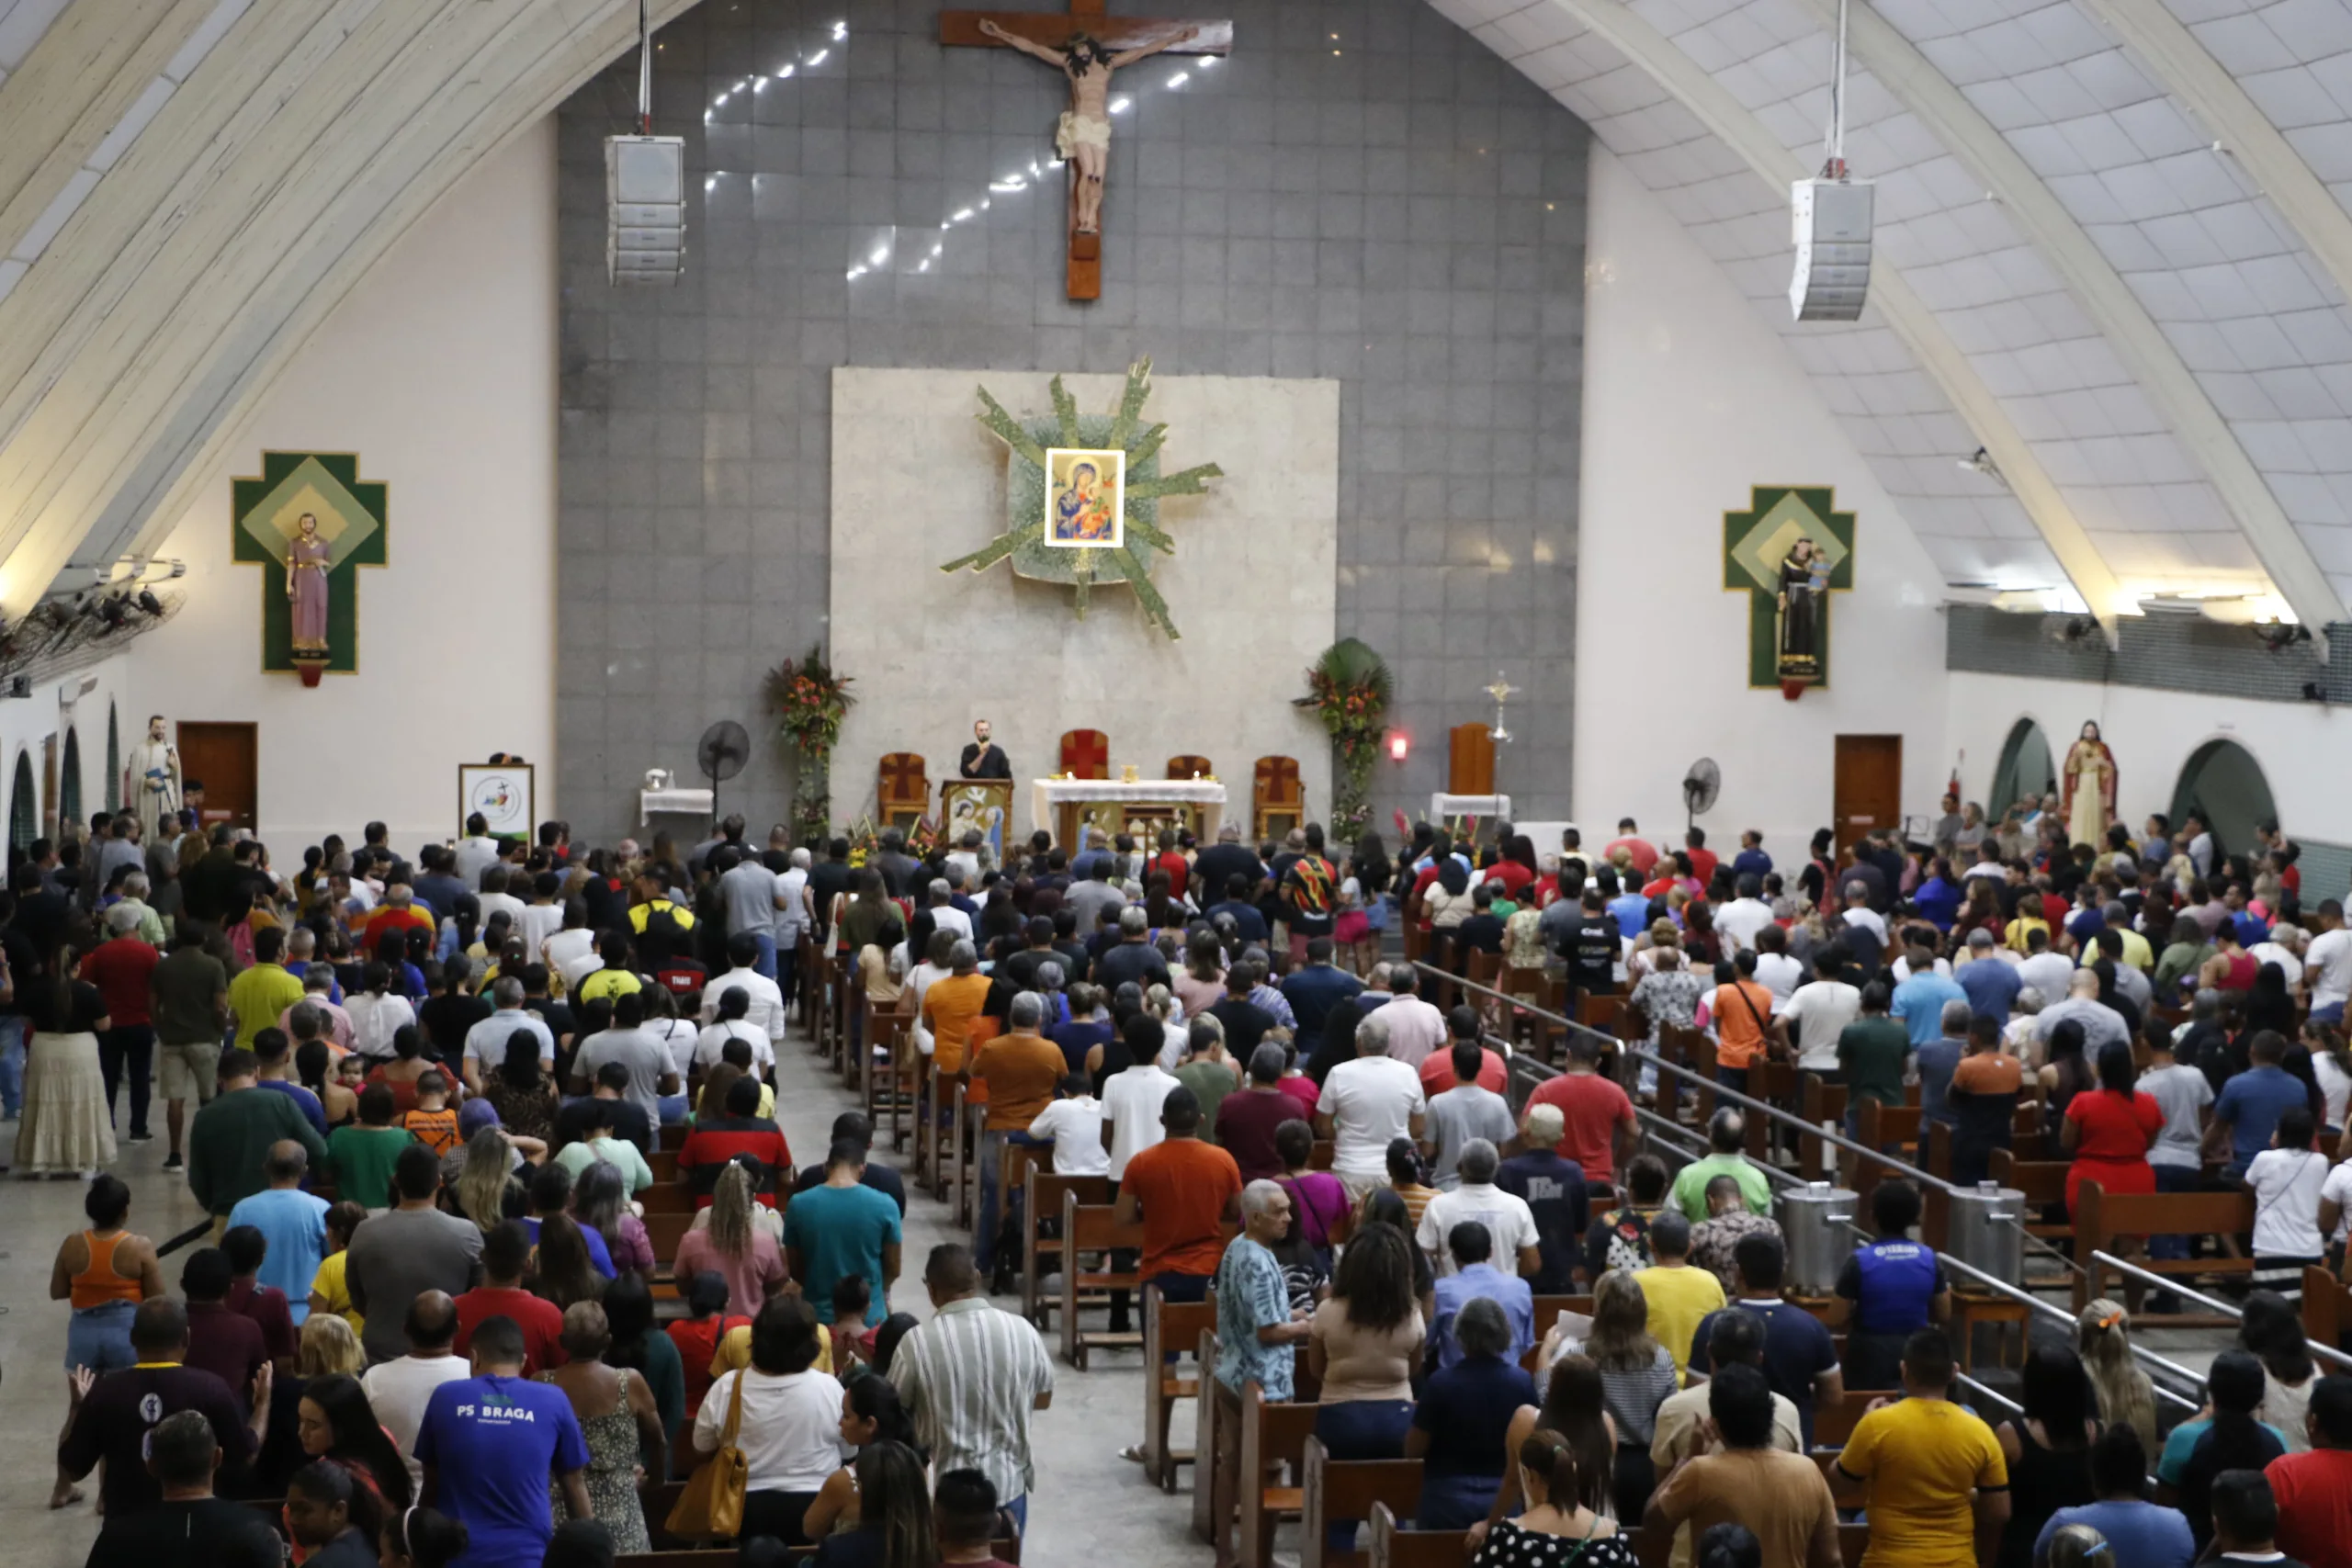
xmin=888 ymin=1244 xmax=1056 ymax=1534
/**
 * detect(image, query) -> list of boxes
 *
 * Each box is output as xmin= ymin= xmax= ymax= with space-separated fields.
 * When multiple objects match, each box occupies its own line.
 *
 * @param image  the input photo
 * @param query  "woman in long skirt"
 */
xmin=17 ymin=951 xmax=116 ymax=1177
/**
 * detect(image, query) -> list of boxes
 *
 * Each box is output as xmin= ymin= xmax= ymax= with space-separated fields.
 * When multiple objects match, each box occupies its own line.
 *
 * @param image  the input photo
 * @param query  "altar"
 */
xmin=1033 ymin=776 xmax=1226 ymax=851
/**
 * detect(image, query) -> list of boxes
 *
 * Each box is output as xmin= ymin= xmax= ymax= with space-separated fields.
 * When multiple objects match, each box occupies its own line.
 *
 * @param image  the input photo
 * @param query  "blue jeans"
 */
xmin=1003 ymin=1494 xmax=1028 ymax=1536
xmin=1315 ymin=1399 xmax=1415 ymax=1552
xmin=2151 ymin=1162 xmax=2199 ymax=1262
xmin=0 ymin=1013 xmax=25 ymax=1116
xmin=66 ymin=1300 xmax=139 ymax=1373
xmin=750 ymin=931 xmax=777 ymax=981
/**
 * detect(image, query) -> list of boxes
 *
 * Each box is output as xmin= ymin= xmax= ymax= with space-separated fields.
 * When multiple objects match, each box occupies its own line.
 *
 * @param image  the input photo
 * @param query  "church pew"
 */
xmin=1301 ymin=1436 xmax=1424 ymax=1568
xmin=646 ymin=1212 xmax=694 ymax=1280
xmin=1192 ymin=1327 xmax=1223 ymax=1544
xmin=650 ymin=1149 xmax=679 ymax=1183
xmin=1809 ymin=1387 xmax=1887 ymax=1451
xmin=2305 ymin=1266 xmax=2352 ymax=1354
xmin=1236 ymin=1382 xmax=1320 ymax=1568
xmin=863 ymin=999 xmax=916 ymax=1148
xmin=1144 ymin=1285 xmax=1220 ymax=1491
xmin=1988 ymin=1149 xmax=2072 ymax=1265
xmin=2075 ymin=1180 xmax=2255 ymax=1314
xmin=1059 ymin=1191 xmax=1144 ymax=1370
xmin=1368 ymin=1504 xmax=1468 ymax=1568
xmin=1022 ymin=1168 xmax=1110 ymax=1327
xmin=1629 ymin=1522 xmax=1869 ymax=1568
xmin=640 ymin=1181 xmax=695 ymax=1215
xmin=660 ymin=1121 xmax=689 ymax=1153
xmin=1851 ymin=1102 xmax=1924 ymax=1206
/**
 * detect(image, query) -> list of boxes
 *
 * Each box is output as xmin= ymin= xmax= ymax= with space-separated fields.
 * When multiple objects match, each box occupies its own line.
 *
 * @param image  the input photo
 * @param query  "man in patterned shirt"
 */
xmin=1689 ymin=1174 xmax=1784 ymax=1294
xmin=1208 ymin=1181 xmax=1312 ymax=1567
xmin=889 ymin=1245 xmax=1056 ymax=1535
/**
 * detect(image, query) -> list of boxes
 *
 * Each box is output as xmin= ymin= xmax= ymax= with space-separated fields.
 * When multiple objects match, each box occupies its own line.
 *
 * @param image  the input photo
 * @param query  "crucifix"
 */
xmin=942 ymin=0 xmax=1232 ymax=300
xmin=1485 ymin=671 xmax=1518 ymax=744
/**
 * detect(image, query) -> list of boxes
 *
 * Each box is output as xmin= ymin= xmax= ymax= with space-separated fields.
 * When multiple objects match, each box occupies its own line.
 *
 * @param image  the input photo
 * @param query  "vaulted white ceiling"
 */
xmin=1443 ymin=0 xmax=2352 ymax=632
xmin=0 ymin=0 xmax=696 ymax=617
xmin=6 ymin=0 xmax=2352 ymax=634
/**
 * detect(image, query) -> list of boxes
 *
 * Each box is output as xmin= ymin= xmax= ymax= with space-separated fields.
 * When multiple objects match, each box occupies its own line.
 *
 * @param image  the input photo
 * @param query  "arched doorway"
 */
xmin=2171 ymin=739 xmax=2277 ymax=866
xmin=59 ymin=728 xmax=82 ymax=831
xmin=105 ymin=705 xmax=120 ymax=813
xmin=1988 ymin=718 xmax=2056 ymax=818
xmin=8 ymin=751 xmax=35 ymax=869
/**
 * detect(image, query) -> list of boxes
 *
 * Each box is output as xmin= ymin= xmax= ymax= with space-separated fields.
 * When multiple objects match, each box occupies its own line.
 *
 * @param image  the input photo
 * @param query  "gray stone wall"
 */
xmin=554 ymin=0 xmax=1589 ymax=845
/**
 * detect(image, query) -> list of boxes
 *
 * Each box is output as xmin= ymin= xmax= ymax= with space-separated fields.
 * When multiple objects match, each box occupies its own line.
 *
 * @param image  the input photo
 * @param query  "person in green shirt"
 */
xmin=1668 ymin=1108 xmax=1776 ymax=1220
xmin=1170 ymin=1016 xmax=1236 ymax=1140
xmin=552 ymin=1098 xmax=655 ymax=1194
xmin=1836 ymin=979 xmax=1911 ymax=1140
xmin=187 ymin=1047 xmax=329 ymax=1220
xmin=326 ymin=1083 xmax=417 ymax=1209
xmin=226 ymin=926 xmax=307 ymax=1050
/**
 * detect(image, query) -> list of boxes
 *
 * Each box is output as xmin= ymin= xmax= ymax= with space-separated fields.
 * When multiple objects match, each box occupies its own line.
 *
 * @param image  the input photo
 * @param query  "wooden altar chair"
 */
xmin=1448 ymin=724 xmax=1496 ymax=798
xmin=876 ymin=752 xmax=928 ymax=829
xmin=1252 ymin=755 xmax=1301 ymax=841
xmin=1059 ymin=728 xmax=1110 ymax=780
xmin=1166 ymin=754 xmax=1214 ymax=779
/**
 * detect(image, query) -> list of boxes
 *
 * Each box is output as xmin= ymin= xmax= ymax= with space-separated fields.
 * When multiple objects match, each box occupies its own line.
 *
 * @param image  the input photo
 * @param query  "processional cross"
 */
xmin=942 ymin=0 xmax=1232 ymax=300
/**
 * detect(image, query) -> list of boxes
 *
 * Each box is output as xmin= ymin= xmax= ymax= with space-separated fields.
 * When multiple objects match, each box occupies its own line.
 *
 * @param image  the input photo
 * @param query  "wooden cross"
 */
xmin=942 ymin=0 xmax=1232 ymax=300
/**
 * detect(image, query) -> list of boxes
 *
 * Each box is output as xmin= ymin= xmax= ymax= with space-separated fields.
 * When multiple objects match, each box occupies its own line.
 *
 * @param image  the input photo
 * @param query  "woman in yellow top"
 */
xmin=306 ymin=1201 xmax=369 ymax=1337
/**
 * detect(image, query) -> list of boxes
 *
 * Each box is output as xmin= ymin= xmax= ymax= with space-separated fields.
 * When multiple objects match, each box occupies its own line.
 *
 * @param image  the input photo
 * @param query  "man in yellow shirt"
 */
xmin=227 ymin=926 xmax=308 ymax=1049
xmin=919 ymin=940 xmax=991 ymax=1076
xmin=574 ymin=930 xmax=643 ymax=1007
xmin=1633 ymin=1212 xmax=1726 ymax=1381
xmin=1832 ymin=1328 xmax=2010 ymax=1568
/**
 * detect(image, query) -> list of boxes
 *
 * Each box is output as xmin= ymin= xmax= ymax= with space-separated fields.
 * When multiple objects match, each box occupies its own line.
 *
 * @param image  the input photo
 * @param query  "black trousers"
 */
xmin=741 ymin=1488 xmax=821 ymax=1546
xmin=98 ymin=1024 xmax=155 ymax=1136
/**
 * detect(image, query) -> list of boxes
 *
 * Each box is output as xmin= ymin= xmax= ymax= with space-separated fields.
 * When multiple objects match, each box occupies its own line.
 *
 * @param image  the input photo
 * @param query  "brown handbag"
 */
xmin=665 ymin=1363 xmax=750 ymax=1540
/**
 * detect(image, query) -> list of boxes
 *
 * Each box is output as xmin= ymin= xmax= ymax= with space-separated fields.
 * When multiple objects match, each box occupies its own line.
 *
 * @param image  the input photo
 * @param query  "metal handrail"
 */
xmin=2088 ymin=1250 xmax=2352 ymax=1372
xmin=1834 ymin=1225 xmax=2208 ymax=1411
xmin=1435 ymin=961 xmax=1972 ymax=1197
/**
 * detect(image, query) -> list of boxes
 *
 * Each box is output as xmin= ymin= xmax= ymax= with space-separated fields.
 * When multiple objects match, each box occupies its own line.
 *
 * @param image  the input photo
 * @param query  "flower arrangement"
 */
xmin=1294 ymin=637 xmax=1393 ymax=840
xmin=765 ymin=645 xmax=855 ymax=841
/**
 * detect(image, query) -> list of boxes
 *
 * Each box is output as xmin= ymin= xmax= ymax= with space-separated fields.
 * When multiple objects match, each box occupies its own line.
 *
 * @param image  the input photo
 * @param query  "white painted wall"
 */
xmin=1574 ymin=147 xmax=1955 ymax=853
xmin=1946 ymin=669 xmax=2343 ymax=851
xmin=129 ymin=121 xmax=558 ymax=852
xmin=0 ymin=652 xmax=133 ymax=860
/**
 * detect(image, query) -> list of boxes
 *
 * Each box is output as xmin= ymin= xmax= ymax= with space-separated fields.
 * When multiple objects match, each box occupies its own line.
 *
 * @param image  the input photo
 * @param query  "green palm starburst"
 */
xmin=940 ymin=356 xmax=1223 ymax=640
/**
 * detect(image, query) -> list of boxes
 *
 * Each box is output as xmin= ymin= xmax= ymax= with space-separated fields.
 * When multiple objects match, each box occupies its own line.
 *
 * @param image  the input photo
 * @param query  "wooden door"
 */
xmin=1833 ymin=735 xmax=1902 ymax=852
xmin=176 ymin=722 xmax=258 ymax=831
xmin=1447 ymin=724 xmax=1496 ymax=796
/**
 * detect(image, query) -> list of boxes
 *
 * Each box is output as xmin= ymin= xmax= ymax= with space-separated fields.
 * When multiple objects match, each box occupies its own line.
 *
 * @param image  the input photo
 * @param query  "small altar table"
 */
xmin=1032 ymin=776 xmax=1227 ymax=849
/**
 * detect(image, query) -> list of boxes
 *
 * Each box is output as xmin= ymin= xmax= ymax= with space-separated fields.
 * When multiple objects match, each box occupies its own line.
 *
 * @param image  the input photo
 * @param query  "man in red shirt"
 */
xmin=1683 ymin=828 xmax=1719 ymax=891
xmin=1152 ymin=829 xmax=1190 ymax=902
xmin=2269 ymin=1374 xmax=2352 ymax=1568
xmin=451 ymin=1220 xmax=567 ymax=1375
xmin=1419 ymin=1006 xmax=1509 ymax=1098
xmin=1602 ymin=818 xmax=1659 ymax=879
xmin=83 ymin=902 xmax=161 ymax=1140
xmin=1524 ymin=1035 xmax=1635 ymax=1198
xmin=359 ymin=884 xmax=437 ymax=953
xmin=1114 ymin=1086 xmax=1241 ymax=1303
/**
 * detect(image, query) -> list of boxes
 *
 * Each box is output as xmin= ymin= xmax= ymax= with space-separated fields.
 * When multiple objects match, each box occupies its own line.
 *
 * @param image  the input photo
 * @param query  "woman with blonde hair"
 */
xmin=673 ymin=1160 xmax=786 ymax=1315
xmin=1145 ymin=981 xmax=1186 ymax=1066
xmin=451 ymin=1126 xmax=525 ymax=1233
xmin=1570 ymin=1270 xmax=1677 ymax=1522
xmin=298 ymin=1312 xmax=366 ymax=1378
xmin=2076 ymin=1299 xmax=2157 ymax=1453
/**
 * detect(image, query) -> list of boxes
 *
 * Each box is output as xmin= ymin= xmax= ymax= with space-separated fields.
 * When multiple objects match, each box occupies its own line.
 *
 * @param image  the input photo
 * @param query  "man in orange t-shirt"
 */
xmin=920 ymin=943 xmax=991 ymax=1074
xmin=967 ymin=992 xmax=1069 ymax=1290
xmin=1114 ymin=1085 xmax=1242 ymax=1301
xmin=1708 ymin=950 xmax=1788 ymax=1092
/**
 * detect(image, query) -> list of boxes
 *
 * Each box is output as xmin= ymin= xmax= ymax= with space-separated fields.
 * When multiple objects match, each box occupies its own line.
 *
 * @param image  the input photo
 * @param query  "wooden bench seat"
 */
xmin=1144 ymin=1285 xmax=1219 ymax=1491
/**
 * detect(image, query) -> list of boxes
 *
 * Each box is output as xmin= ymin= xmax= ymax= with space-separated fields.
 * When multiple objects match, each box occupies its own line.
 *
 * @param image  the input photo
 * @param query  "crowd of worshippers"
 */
xmin=17 ymin=795 xmax=2352 ymax=1568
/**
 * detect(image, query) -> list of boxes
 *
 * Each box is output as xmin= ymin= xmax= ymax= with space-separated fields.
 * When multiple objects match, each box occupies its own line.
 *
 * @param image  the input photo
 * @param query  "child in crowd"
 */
xmin=401 ymin=1070 xmax=461 ymax=1157
xmin=1023 ymin=1074 xmax=1109 ymax=1178
xmin=664 ymin=1269 xmax=749 ymax=1419
xmin=831 ymin=1276 xmax=879 ymax=1372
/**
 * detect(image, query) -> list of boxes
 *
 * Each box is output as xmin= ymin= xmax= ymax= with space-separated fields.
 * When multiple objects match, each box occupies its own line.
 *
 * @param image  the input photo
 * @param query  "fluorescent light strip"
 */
xmin=0 ymin=0 xmax=73 ymax=73
xmin=163 ymin=0 xmax=252 ymax=83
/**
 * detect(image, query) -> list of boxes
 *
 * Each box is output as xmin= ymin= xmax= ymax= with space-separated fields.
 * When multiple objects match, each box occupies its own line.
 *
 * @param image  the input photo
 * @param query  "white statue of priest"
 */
xmin=125 ymin=713 xmax=180 ymax=844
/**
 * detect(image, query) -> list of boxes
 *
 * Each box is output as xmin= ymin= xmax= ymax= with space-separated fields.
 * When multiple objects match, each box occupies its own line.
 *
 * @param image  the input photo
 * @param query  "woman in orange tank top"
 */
xmin=46 ymin=1172 xmax=162 ymax=1505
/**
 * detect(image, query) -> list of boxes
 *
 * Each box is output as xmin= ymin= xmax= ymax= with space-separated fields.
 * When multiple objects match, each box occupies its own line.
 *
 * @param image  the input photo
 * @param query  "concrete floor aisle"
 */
xmin=0 ymin=1034 xmax=1212 ymax=1567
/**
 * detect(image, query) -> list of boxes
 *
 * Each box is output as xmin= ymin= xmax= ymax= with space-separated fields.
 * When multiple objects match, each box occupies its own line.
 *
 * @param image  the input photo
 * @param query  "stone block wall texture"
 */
xmin=555 ymin=0 xmax=1589 ymax=844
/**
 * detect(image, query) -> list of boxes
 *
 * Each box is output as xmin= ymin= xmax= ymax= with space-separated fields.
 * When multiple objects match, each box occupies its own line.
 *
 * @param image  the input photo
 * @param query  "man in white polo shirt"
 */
xmin=1317 ymin=1010 xmax=1428 ymax=1203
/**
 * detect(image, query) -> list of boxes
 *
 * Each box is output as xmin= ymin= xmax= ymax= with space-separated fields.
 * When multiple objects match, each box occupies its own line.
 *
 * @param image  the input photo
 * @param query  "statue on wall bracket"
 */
xmin=1722 ymin=485 xmax=1854 ymax=698
xmin=232 ymin=452 xmax=388 ymax=687
xmin=942 ymin=356 xmax=1221 ymax=640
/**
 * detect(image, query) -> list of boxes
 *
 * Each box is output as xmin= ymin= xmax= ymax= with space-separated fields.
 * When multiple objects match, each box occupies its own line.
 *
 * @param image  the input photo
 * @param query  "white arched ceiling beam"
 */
xmin=2074 ymin=0 xmax=2352 ymax=317
xmin=0 ymin=0 xmax=697 ymax=612
xmin=1542 ymin=0 xmax=2129 ymax=634
xmin=1790 ymin=0 xmax=2345 ymax=647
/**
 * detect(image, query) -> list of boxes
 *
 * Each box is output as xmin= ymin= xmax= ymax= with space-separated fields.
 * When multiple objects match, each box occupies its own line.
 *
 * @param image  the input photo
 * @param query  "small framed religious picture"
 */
xmin=1042 ymin=447 xmax=1125 ymax=548
xmin=458 ymin=761 xmax=535 ymax=841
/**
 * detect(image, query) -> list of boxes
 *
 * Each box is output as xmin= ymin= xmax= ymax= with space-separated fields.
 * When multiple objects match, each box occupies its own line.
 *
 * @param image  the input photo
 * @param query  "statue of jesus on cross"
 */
xmin=976 ymin=18 xmax=1198 ymax=236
